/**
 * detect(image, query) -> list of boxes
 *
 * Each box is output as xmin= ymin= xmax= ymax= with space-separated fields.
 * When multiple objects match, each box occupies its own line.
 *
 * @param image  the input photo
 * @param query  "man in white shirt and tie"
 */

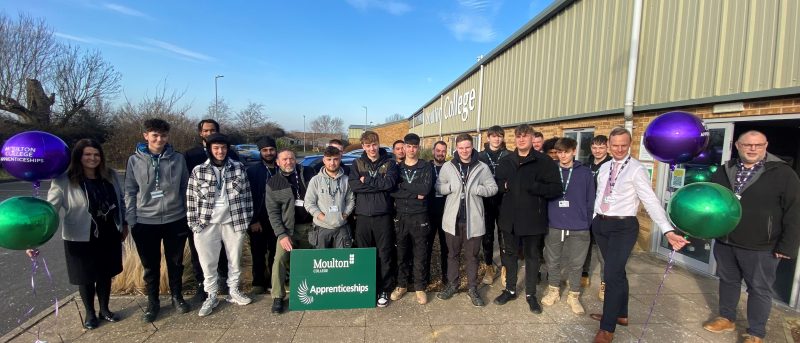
xmin=590 ymin=127 xmax=689 ymax=343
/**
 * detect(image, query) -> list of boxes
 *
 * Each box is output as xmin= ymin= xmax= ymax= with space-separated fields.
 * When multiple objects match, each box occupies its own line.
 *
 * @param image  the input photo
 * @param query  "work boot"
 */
xmin=702 ymin=317 xmax=736 ymax=333
xmin=467 ymin=287 xmax=485 ymax=307
xmin=742 ymin=334 xmax=763 ymax=343
xmin=541 ymin=285 xmax=560 ymax=306
xmin=171 ymin=295 xmax=191 ymax=314
xmin=482 ymin=264 xmax=496 ymax=285
xmin=271 ymin=298 xmax=284 ymax=314
xmin=416 ymin=291 xmax=427 ymax=305
xmin=390 ymin=287 xmax=407 ymax=301
xmin=437 ymin=284 xmax=458 ymax=300
xmin=581 ymin=272 xmax=591 ymax=287
xmin=566 ymin=291 xmax=585 ymax=315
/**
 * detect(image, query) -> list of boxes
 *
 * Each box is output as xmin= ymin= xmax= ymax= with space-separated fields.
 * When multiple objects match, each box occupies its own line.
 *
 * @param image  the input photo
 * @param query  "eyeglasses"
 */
xmin=738 ymin=143 xmax=767 ymax=150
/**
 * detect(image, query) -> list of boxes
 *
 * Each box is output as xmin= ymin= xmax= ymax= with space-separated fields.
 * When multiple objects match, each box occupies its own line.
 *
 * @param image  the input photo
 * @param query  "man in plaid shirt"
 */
xmin=186 ymin=133 xmax=254 ymax=317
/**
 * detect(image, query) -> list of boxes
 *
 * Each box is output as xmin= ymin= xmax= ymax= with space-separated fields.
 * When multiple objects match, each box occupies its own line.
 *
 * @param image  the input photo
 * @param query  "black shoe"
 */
xmin=143 ymin=299 xmax=160 ymax=323
xmin=526 ymin=295 xmax=542 ymax=314
xmin=192 ymin=288 xmax=207 ymax=304
xmin=99 ymin=310 xmax=119 ymax=322
xmin=252 ymin=286 xmax=267 ymax=295
xmin=172 ymin=296 xmax=191 ymax=314
xmin=437 ymin=284 xmax=458 ymax=300
xmin=83 ymin=313 xmax=99 ymax=330
xmin=493 ymin=289 xmax=518 ymax=305
xmin=467 ymin=287 xmax=485 ymax=307
xmin=271 ymin=299 xmax=284 ymax=314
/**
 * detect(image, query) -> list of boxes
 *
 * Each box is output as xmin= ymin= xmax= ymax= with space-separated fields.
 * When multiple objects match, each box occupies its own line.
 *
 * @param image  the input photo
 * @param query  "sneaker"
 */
xmin=437 ymin=284 xmax=458 ymax=300
xmin=526 ymin=294 xmax=542 ymax=314
xmin=702 ymin=317 xmax=736 ymax=333
xmin=467 ymin=287 xmax=485 ymax=307
xmin=566 ymin=291 xmax=585 ymax=315
xmin=198 ymin=293 xmax=219 ymax=317
xmin=251 ymin=286 xmax=267 ymax=295
xmin=581 ymin=273 xmax=591 ymax=288
xmin=482 ymin=264 xmax=496 ymax=285
xmin=390 ymin=287 xmax=407 ymax=301
xmin=271 ymin=298 xmax=284 ymax=314
xmin=415 ymin=291 xmax=427 ymax=305
xmin=493 ymin=289 xmax=517 ymax=305
xmin=377 ymin=292 xmax=390 ymax=307
xmin=598 ymin=281 xmax=606 ymax=301
xmin=500 ymin=266 xmax=507 ymax=288
xmin=143 ymin=298 xmax=159 ymax=323
xmin=227 ymin=288 xmax=252 ymax=305
xmin=171 ymin=296 xmax=191 ymax=313
xmin=541 ymin=285 xmax=560 ymax=306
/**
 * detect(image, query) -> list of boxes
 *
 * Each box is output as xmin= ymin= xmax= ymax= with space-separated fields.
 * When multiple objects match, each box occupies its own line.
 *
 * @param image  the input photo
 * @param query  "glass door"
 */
xmin=655 ymin=122 xmax=733 ymax=273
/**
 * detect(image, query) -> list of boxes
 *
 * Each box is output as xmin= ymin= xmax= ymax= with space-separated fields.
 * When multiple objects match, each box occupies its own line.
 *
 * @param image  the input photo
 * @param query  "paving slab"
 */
xmin=299 ymin=308 xmax=367 ymax=327
xmin=292 ymin=325 xmax=365 ymax=342
xmin=142 ymin=328 xmax=227 ymax=343
xmin=430 ymin=324 xmax=500 ymax=342
xmin=219 ymin=326 xmax=296 ymax=342
xmin=365 ymin=325 xmax=435 ymax=343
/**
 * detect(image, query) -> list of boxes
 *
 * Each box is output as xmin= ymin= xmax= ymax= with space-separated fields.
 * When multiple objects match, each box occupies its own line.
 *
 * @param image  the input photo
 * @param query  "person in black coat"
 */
xmin=492 ymin=124 xmax=562 ymax=314
xmin=245 ymin=136 xmax=279 ymax=295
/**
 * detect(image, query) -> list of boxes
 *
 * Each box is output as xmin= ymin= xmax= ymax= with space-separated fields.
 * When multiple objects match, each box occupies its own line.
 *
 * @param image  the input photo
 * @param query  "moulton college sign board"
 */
xmin=289 ymin=248 xmax=376 ymax=310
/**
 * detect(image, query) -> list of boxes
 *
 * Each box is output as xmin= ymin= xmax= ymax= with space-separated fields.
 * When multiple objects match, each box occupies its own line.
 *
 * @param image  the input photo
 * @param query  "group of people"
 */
xmin=31 ymin=116 xmax=798 ymax=343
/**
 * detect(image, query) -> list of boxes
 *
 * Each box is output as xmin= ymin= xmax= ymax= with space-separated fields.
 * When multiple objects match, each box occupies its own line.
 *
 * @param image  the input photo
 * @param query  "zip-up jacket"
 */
xmin=711 ymin=153 xmax=800 ymax=258
xmin=348 ymin=149 xmax=399 ymax=216
xmin=479 ymin=145 xmax=510 ymax=207
xmin=435 ymin=149 xmax=498 ymax=238
xmin=186 ymin=158 xmax=253 ymax=233
xmin=246 ymin=162 xmax=277 ymax=225
xmin=391 ymin=159 xmax=433 ymax=215
xmin=304 ymin=167 xmax=355 ymax=230
xmin=547 ymin=161 xmax=595 ymax=231
xmin=124 ymin=143 xmax=188 ymax=226
xmin=266 ymin=165 xmax=311 ymax=240
xmin=496 ymin=149 xmax=562 ymax=236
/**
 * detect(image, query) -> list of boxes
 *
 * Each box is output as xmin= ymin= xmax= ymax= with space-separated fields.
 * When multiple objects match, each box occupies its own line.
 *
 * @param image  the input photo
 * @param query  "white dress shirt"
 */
xmin=594 ymin=154 xmax=673 ymax=234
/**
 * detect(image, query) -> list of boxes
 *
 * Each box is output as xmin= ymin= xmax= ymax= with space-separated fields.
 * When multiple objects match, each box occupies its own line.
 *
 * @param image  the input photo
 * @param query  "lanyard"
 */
xmin=150 ymin=153 xmax=163 ymax=189
xmin=458 ymin=163 xmax=471 ymax=190
xmin=559 ymin=166 xmax=574 ymax=198
xmin=606 ymin=156 xmax=631 ymax=196
xmin=486 ymin=151 xmax=501 ymax=176
xmin=402 ymin=166 xmax=417 ymax=184
xmin=433 ymin=164 xmax=441 ymax=179
xmin=212 ymin=165 xmax=226 ymax=191
xmin=325 ymin=175 xmax=342 ymax=197
xmin=734 ymin=160 xmax=762 ymax=195
xmin=289 ymin=171 xmax=302 ymax=199
xmin=265 ymin=165 xmax=274 ymax=179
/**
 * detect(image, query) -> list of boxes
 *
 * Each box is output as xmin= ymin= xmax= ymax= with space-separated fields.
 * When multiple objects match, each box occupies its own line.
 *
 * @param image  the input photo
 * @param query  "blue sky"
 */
xmin=4 ymin=0 xmax=552 ymax=131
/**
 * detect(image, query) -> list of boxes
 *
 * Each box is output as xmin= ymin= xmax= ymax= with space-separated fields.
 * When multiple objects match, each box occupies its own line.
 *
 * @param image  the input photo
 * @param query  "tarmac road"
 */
xmin=0 ymin=180 xmax=73 ymax=337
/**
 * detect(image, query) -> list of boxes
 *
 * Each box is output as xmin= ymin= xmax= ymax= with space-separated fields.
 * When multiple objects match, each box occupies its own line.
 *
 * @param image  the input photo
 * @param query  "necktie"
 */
xmin=600 ymin=162 xmax=619 ymax=213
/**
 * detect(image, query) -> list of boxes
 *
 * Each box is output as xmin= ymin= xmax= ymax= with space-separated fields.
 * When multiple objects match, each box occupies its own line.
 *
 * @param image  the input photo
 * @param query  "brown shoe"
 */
xmin=702 ymin=317 xmax=735 ymax=333
xmin=742 ymin=334 xmax=763 ymax=343
xmin=593 ymin=329 xmax=614 ymax=343
xmin=589 ymin=313 xmax=629 ymax=326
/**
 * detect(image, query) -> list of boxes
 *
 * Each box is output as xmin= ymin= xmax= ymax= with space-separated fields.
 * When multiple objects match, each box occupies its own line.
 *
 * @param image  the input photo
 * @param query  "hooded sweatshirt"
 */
xmin=124 ymin=142 xmax=189 ymax=226
xmin=304 ymin=167 xmax=355 ymax=230
xmin=547 ymin=160 xmax=596 ymax=231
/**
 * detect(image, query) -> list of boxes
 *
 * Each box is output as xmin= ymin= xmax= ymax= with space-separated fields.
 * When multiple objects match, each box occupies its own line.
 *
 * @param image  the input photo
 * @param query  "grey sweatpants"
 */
xmin=194 ymin=222 xmax=246 ymax=294
xmin=544 ymin=228 xmax=590 ymax=292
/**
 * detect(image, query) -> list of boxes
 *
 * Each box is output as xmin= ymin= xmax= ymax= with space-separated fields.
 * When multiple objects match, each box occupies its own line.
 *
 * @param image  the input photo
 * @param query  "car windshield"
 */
xmin=301 ymin=156 xmax=321 ymax=167
xmin=237 ymin=144 xmax=258 ymax=150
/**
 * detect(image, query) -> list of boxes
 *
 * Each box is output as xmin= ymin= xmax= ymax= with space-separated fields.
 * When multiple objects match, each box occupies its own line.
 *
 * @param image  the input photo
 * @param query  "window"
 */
xmin=563 ymin=128 xmax=595 ymax=165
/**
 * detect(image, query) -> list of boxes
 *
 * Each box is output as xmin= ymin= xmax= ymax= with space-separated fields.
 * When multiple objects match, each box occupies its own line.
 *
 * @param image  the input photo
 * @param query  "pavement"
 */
xmin=2 ymin=253 xmax=798 ymax=343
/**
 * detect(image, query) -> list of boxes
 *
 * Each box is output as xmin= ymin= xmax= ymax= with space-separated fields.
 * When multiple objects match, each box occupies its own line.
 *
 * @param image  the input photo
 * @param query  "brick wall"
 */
xmin=371 ymin=120 xmax=409 ymax=147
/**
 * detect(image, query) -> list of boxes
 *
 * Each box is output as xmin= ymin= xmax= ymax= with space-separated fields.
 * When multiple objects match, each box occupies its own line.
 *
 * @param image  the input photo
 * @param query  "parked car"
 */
xmin=233 ymin=144 xmax=260 ymax=162
xmin=300 ymin=146 xmax=393 ymax=173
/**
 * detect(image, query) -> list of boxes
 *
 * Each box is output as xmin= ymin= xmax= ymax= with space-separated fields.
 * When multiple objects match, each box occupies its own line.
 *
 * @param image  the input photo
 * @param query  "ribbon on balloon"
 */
xmin=17 ymin=252 xmax=59 ymax=343
xmin=637 ymin=249 xmax=676 ymax=343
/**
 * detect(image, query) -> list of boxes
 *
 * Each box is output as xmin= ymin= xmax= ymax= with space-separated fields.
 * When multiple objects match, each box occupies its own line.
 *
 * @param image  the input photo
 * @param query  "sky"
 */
xmin=3 ymin=0 xmax=553 ymax=131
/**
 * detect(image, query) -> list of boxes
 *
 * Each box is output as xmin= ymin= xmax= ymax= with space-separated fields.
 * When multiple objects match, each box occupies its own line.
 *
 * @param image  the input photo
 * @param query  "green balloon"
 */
xmin=0 ymin=196 xmax=59 ymax=250
xmin=668 ymin=182 xmax=741 ymax=239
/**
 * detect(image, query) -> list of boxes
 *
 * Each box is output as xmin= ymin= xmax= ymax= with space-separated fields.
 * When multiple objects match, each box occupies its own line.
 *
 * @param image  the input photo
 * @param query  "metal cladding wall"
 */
xmin=411 ymin=0 xmax=800 ymax=137
xmin=636 ymin=0 xmax=800 ymax=106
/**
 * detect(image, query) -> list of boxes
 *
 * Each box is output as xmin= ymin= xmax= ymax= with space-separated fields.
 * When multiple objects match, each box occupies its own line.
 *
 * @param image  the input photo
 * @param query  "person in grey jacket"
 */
xmin=435 ymin=134 xmax=498 ymax=307
xmin=304 ymin=146 xmax=355 ymax=248
xmin=124 ymin=118 xmax=191 ymax=322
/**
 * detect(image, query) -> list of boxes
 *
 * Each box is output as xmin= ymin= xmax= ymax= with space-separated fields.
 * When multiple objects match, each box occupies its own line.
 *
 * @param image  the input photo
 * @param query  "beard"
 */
xmin=325 ymin=165 xmax=340 ymax=174
xmin=262 ymin=155 xmax=276 ymax=164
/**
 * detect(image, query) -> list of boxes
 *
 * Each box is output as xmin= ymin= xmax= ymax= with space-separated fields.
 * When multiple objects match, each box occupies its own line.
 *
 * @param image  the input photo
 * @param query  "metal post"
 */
xmin=362 ymin=106 xmax=368 ymax=133
xmin=214 ymin=75 xmax=224 ymax=118
xmin=303 ymin=115 xmax=306 ymax=152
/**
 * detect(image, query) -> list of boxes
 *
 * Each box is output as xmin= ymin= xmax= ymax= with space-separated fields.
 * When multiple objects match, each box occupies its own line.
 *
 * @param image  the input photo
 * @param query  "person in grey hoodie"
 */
xmin=124 ymin=118 xmax=191 ymax=323
xmin=304 ymin=146 xmax=355 ymax=248
xmin=435 ymin=133 xmax=498 ymax=307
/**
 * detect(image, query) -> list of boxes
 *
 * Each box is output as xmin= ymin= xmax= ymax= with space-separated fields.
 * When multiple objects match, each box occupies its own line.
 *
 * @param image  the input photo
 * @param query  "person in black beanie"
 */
xmin=245 ymin=136 xmax=279 ymax=295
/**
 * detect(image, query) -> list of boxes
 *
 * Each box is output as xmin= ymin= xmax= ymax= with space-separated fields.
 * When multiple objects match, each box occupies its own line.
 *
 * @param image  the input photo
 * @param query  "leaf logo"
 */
xmin=298 ymin=279 xmax=314 ymax=305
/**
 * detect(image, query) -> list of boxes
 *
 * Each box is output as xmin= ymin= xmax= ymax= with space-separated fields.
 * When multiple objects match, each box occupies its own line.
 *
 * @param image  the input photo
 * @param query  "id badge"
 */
xmin=735 ymin=194 xmax=741 ymax=200
xmin=328 ymin=205 xmax=339 ymax=212
xmin=558 ymin=200 xmax=570 ymax=208
xmin=150 ymin=190 xmax=164 ymax=199
xmin=295 ymin=199 xmax=304 ymax=207
xmin=603 ymin=195 xmax=616 ymax=204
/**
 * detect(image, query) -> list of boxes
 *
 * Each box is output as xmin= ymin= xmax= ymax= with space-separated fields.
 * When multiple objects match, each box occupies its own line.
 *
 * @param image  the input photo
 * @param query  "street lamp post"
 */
xmin=303 ymin=115 xmax=306 ymax=152
xmin=362 ymin=106 xmax=368 ymax=133
xmin=214 ymin=75 xmax=224 ymax=118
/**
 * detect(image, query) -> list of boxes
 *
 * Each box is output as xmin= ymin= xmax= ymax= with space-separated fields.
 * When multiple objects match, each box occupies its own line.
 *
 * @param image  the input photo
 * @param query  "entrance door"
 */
xmin=655 ymin=122 xmax=734 ymax=273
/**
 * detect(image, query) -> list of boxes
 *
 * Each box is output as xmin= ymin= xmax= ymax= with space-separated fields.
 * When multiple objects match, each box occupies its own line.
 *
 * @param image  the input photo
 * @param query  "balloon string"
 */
xmin=17 ymin=253 xmax=59 ymax=342
xmin=32 ymin=181 xmax=41 ymax=198
xmin=637 ymin=249 xmax=676 ymax=343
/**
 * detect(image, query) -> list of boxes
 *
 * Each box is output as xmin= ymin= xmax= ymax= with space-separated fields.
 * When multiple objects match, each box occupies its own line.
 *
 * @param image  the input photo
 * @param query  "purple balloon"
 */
xmin=643 ymin=112 xmax=709 ymax=165
xmin=1 ymin=131 xmax=70 ymax=182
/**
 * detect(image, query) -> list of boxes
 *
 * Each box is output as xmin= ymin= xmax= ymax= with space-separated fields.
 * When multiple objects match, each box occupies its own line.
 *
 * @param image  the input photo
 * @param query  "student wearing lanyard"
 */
xmin=245 ymin=136 xmax=279 ymax=295
xmin=124 ymin=118 xmax=191 ymax=323
xmin=704 ymin=131 xmax=800 ymax=343
xmin=389 ymin=134 xmax=433 ymax=305
xmin=477 ymin=125 xmax=510 ymax=285
xmin=426 ymin=140 xmax=449 ymax=286
xmin=304 ymin=146 xmax=355 ymax=249
xmin=540 ymin=137 xmax=595 ymax=315
xmin=590 ymin=127 xmax=689 ymax=343
xmin=187 ymin=134 xmax=254 ymax=317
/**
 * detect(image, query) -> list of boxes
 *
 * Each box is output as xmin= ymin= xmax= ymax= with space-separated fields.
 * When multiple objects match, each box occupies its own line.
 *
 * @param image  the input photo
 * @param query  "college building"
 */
xmin=406 ymin=0 xmax=800 ymax=309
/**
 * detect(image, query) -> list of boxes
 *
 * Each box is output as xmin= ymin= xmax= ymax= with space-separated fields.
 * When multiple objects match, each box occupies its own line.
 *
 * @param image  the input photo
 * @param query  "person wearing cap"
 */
xmin=245 ymin=136 xmax=279 ymax=295
xmin=304 ymin=146 xmax=355 ymax=248
xmin=389 ymin=133 xmax=433 ymax=305
xmin=187 ymin=133 xmax=254 ymax=317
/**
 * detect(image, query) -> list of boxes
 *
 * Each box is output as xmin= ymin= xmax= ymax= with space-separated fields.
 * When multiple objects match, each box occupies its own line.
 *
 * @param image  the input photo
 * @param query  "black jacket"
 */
xmin=391 ymin=159 xmax=433 ymax=215
xmin=348 ymin=149 xmax=399 ymax=216
xmin=711 ymin=153 xmax=800 ymax=258
xmin=495 ymin=149 xmax=562 ymax=236
xmin=427 ymin=162 xmax=446 ymax=216
xmin=479 ymin=145 xmax=510 ymax=207
xmin=246 ymin=162 xmax=278 ymax=225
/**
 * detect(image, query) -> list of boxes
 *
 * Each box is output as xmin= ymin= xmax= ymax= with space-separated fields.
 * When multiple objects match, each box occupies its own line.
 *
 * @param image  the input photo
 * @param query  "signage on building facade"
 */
xmin=425 ymin=87 xmax=476 ymax=125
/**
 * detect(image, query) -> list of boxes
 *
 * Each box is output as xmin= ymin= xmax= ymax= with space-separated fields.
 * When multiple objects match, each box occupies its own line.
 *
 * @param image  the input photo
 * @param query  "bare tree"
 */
xmin=309 ymin=114 xmax=344 ymax=134
xmin=235 ymin=101 xmax=265 ymax=131
xmin=204 ymin=97 xmax=232 ymax=125
xmin=385 ymin=113 xmax=405 ymax=123
xmin=53 ymin=46 xmax=122 ymax=125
